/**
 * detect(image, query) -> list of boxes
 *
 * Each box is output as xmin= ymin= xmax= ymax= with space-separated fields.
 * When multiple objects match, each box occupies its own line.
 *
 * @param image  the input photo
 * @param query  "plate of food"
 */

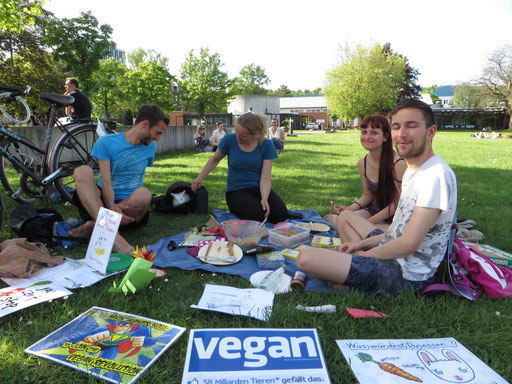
xmin=197 ymin=241 xmax=243 ymax=265
xmin=296 ymin=222 xmax=331 ymax=233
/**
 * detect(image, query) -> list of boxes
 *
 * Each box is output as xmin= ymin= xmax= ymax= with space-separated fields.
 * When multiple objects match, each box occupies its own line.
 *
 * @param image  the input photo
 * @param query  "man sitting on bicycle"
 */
xmin=64 ymin=78 xmax=92 ymax=119
xmin=69 ymin=104 xmax=169 ymax=254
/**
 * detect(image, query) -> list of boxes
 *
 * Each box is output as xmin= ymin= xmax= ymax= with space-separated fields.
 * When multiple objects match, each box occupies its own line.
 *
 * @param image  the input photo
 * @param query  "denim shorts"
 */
xmin=365 ymin=228 xmax=384 ymax=239
xmin=344 ymin=254 xmax=437 ymax=296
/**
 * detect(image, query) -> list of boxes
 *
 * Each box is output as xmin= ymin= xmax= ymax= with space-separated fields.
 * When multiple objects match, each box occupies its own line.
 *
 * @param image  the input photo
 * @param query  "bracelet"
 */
xmin=106 ymin=202 xmax=115 ymax=209
xmin=354 ymin=201 xmax=362 ymax=209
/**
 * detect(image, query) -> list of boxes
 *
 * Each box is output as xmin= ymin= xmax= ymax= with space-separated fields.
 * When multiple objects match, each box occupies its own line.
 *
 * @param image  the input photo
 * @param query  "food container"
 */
xmin=268 ymin=224 xmax=310 ymax=247
xmin=257 ymin=251 xmax=285 ymax=270
xmin=311 ymin=235 xmax=342 ymax=250
xmin=222 ymin=219 xmax=266 ymax=248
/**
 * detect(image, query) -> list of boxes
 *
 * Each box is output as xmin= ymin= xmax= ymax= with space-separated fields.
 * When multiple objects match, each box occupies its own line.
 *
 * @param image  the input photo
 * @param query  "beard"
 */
xmin=395 ymin=132 xmax=427 ymax=159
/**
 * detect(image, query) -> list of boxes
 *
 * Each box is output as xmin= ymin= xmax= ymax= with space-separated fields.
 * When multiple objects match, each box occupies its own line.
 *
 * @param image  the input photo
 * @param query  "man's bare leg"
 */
xmin=70 ymin=165 xmax=135 ymax=254
xmin=335 ymin=210 xmax=376 ymax=243
xmin=297 ymin=246 xmax=352 ymax=284
xmin=118 ymin=187 xmax=152 ymax=222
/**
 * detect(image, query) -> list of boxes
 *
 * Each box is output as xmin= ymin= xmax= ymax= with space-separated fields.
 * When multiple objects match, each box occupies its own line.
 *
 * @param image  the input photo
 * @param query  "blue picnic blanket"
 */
xmin=148 ymin=209 xmax=338 ymax=292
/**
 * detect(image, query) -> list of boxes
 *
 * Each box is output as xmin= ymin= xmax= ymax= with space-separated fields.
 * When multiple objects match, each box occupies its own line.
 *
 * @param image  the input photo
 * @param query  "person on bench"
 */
xmin=297 ymin=99 xmax=457 ymax=295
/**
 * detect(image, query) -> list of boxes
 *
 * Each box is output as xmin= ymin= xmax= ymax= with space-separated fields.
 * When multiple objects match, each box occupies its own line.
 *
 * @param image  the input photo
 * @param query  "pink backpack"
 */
xmin=424 ymin=235 xmax=512 ymax=300
xmin=453 ymin=237 xmax=512 ymax=299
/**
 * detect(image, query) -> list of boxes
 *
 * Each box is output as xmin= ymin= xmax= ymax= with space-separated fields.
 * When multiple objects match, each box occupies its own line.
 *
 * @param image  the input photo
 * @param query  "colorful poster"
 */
xmin=0 ymin=282 xmax=72 ymax=318
xmin=25 ymin=306 xmax=186 ymax=384
xmin=182 ymin=328 xmax=331 ymax=384
xmin=336 ymin=338 xmax=508 ymax=383
xmin=85 ymin=208 xmax=122 ymax=274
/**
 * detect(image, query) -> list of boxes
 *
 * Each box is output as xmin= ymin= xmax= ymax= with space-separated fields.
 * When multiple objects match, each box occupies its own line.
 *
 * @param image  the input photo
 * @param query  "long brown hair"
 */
xmin=360 ymin=115 xmax=400 ymax=212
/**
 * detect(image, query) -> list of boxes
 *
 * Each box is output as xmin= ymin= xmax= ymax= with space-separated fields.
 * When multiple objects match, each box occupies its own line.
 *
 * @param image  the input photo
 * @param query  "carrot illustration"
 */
xmin=356 ymin=353 xmax=423 ymax=382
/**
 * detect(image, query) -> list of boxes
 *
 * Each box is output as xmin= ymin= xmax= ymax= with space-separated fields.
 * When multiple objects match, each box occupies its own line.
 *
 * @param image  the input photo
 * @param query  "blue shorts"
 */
xmin=344 ymin=254 xmax=437 ymax=296
xmin=365 ymin=228 xmax=384 ymax=239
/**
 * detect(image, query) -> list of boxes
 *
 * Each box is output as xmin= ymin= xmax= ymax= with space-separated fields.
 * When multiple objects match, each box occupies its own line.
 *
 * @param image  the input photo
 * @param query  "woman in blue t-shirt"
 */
xmin=191 ymin=112 xmax=288 ymax=223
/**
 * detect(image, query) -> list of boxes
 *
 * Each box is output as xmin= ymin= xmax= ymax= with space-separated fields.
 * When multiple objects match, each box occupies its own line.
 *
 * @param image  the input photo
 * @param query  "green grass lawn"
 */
xmin=1 ymin=130 xmax=511 ymax=383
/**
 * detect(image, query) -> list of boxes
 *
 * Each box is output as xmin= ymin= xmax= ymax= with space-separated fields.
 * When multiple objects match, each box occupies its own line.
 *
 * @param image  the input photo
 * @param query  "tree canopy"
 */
xmin=0 ymin=6 xmax=64 ymax=111
xmin=44 ymin=11 xmax=115 ymax=92
xmin=121 ymin=61 xmax=176 ymax=116
xmin=179 ymin=47 xmax=230 ymax=117
xmin=127 ymin=48 xmax=169 ymax=70
xmin=324 ymin=43 xmax=407 ymax=120
xmin=381 ymin=43 xmax=421 ymax=101
xmin=229 ymin=63 xmax=270 ymax=95
xmin=452 ymin=83 xmax=492 ymax=108
xmin=271 ymin=84 xmax=293 ymax=97
xmin=0 ymin=0 xmax=43 ymax=32
xmin=475 ymin=44 xmax=512 ymax=129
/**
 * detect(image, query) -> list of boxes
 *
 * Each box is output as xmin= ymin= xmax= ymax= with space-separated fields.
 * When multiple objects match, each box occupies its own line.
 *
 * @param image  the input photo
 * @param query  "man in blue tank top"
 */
xmin=69 ymin=104 xmax=169 ymax=254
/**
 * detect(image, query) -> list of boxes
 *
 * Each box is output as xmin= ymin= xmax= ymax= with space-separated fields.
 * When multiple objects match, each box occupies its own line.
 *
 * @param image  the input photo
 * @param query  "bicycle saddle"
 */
xmin=40 ymin=93 xmax=75 ymax=106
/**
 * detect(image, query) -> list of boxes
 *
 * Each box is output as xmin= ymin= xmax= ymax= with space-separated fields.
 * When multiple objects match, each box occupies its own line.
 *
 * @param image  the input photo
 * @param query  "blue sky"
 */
xmin=45 ymin=0 xmax=512 ymax=91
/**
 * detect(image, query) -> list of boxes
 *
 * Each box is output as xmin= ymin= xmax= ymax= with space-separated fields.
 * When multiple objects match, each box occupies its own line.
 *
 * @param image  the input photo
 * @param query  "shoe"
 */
xmin=457 ymin=219 xmax=476 ymax=229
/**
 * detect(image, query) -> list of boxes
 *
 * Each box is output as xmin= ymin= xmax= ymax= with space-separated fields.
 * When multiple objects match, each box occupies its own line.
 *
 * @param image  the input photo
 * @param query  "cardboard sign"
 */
xmin=336 ymin=338 xmax=508 ymax=383
xmin=182 ymin=328 xmax=331 ymax=384
xmin=25 ymin=306 xmax=186 ymax=384
xmin=85 ymin=208 xmax=122 ymax=274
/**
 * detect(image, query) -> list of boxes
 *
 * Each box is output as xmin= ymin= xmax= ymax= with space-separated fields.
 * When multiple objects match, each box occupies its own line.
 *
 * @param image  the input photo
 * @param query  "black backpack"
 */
xmin=152 ymin=182 xmax=208 ymax=215
xmin=9 ymin=205 xmax=88 ymax=246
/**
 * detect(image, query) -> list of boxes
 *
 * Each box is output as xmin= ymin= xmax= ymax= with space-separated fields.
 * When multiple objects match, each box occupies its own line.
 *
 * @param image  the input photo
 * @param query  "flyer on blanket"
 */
xmin=182 ymin=328 xmax=331 ymax=384
xmin=336 ymin=337 xmax=507 ymax=383
xmin=25 ymin=306 xmax=186 ymax=384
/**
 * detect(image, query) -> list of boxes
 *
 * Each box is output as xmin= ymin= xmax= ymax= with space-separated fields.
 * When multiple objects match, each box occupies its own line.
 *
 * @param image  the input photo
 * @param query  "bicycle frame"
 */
xmin=0 ymin=103 xmax=99 ymax=189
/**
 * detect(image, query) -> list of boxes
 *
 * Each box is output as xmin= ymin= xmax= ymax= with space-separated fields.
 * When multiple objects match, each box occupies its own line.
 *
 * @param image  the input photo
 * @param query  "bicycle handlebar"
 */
xmin=0 ymin=86 xmax=32 ymax=124
xmin=0 ymin=85 xmax=31 ymax=98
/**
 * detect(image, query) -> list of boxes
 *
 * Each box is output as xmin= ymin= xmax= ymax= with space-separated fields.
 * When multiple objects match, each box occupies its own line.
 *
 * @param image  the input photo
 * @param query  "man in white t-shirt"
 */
xmin=297 ymin=98 xmax=457 ymax=295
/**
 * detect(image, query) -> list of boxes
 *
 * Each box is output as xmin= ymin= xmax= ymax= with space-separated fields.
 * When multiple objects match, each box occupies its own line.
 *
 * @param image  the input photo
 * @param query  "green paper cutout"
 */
xmin=108 ymin=258 xmax=155 ymax=295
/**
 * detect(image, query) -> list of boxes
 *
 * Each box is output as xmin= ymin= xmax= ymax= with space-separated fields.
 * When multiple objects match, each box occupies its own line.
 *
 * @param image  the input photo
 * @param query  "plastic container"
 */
xmin=222 ymin=219 xmax=266 ymax=248
xmin=268 ymin=224 xmax=310 ymax=247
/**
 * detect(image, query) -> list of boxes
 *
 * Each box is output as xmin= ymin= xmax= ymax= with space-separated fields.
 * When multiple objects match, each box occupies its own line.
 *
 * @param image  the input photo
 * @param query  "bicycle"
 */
xmin=0 ymin=84 xmax=116 ymax=204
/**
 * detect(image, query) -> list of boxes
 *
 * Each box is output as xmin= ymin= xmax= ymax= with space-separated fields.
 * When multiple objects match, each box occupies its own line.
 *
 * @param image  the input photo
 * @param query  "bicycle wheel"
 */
xmin=49 ymin=124 xmax=116 ymax=203
xmin=0 ymin=137 xmax=45 ymax=203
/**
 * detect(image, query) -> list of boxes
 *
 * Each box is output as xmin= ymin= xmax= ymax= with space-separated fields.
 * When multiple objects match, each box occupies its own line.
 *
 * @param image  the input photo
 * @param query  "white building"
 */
xmin=279 ymin=95 xmax=327 ymax=114
xmin=227 ymin=95 xmax=280 ymax=115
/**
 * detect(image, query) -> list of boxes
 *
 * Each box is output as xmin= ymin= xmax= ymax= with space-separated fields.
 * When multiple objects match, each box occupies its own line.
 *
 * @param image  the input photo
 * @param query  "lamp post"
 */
xmin=171 ymin=84 xmax=181 ymax=111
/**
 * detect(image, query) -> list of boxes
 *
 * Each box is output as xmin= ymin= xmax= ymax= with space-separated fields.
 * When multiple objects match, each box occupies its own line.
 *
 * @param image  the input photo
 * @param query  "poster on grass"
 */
xmin=336 ymin=337 xmax=508 ymax=383
xmin=0 ymin=282 xmax=72 ymax=319
xmin=25 ymin=306 xmax=186 ymax=384
xmin=182 ymin=328 xmax=331 ymax=384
